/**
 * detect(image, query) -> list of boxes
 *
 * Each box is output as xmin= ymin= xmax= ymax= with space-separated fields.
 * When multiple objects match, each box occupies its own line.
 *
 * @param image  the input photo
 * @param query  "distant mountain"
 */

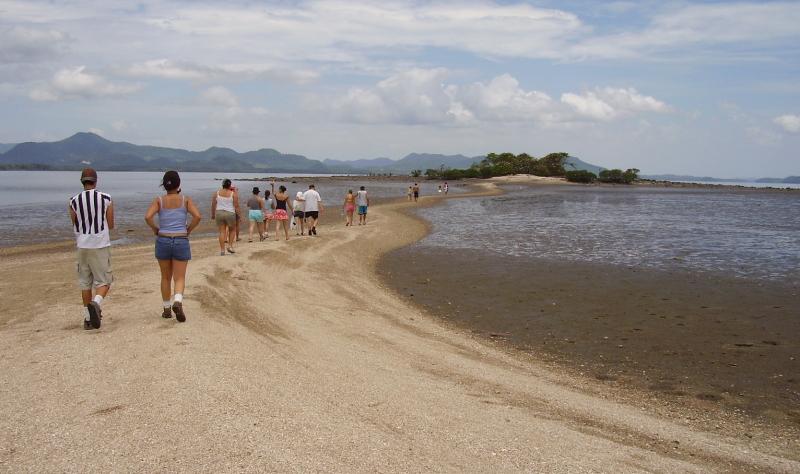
xmin=0 ymin=132 xmax=327 ymax=173
xmin=563 ymin=156 xmax=605 ymax=175
xmin=0 ymin=132 xmax=617 ymax=178
xmin=643 ymin=174 xmax=800 ymax=184
xmin=0 ymin=143 xmax=17 ymax=154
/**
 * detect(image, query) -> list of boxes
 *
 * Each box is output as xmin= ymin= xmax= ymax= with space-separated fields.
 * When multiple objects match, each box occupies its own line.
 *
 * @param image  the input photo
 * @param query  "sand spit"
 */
xmin=0 ymin=185 xmax=798 ymax=472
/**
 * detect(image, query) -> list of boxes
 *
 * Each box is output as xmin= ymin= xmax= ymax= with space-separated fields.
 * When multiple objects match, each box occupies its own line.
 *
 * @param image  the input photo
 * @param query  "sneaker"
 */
xmin=87 ymin=302 xmax=102 ymax=329
xmin=172 ymin=301 xmax=186 ymax=323
xmin=227 ymin=248 xmax=235 ymax=254
xmin=162 ymin=307 xmax=173 ymax=319
xmin=83 ymin=320 xmax=91 ymax=330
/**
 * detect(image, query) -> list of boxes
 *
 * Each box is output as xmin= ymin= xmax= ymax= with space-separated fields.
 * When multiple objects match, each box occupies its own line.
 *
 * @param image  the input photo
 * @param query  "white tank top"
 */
xmin=216 ymin=191 xmax=235 ymax=213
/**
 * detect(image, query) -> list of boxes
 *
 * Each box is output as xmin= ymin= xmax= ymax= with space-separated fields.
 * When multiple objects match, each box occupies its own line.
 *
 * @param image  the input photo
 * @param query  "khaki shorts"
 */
xmin=77 ymin=247 xmax=113 ymax=290
xmin=215 ymin=210 xmax=236 ymax=227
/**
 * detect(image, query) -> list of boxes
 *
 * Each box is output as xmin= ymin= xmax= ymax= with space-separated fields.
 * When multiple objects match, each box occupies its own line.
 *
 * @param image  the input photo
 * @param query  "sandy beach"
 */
xmin=1 ymin=180 xmax=799 ymax=472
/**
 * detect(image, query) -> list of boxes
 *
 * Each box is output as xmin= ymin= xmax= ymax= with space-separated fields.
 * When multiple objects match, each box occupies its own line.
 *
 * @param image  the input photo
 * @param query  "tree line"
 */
xmin=415 ymin=152 xmax=639 ymax=184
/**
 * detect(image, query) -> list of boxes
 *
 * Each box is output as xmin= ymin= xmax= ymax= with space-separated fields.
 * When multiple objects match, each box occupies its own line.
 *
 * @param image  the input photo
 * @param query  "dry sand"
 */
xmin=1 ymin=181 xmax=798 ymax=472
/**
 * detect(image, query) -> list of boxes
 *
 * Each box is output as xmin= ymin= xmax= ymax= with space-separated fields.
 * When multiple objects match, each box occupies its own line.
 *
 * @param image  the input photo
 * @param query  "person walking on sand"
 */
xmin=246 ymin=187 xmax=267 ymax=242
xmin=144 ymin=171 xmax=201 ymax=322
xmin=343 ymin=189 xmax=355 ymax=226
xmin=292 ymin=191 xmax=306 ymax=236
xmin=211 ymin=179 xmax=239 ymax=255
xmin=303 ymin=184 xmax=323 ymax=236
xmin=270 ymin=181 xmax=294 ymax=241
xmin=231 ymin=185 xmax=242 ymax=242
xmin=443 ymin=181 xmax=449 ymax=194
xmin=356 ymin=185 xmax=370 ymax=225
xmin=407 ymin=185 xmax=413 ymax=201
xmin=412 ymin=182 xmax=420 ymax=202
xmin=263 ymin=189 xmax=275 ymax=239
xmin=68 ymin=168 xmax=114 ymax=330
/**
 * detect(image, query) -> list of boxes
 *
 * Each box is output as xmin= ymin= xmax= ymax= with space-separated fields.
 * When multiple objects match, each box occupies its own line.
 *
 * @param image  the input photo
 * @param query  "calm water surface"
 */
xmin=0 ymin=171 xmax=446 ymax=246
xmin=412 ymin=185 xmax=800 ymax=283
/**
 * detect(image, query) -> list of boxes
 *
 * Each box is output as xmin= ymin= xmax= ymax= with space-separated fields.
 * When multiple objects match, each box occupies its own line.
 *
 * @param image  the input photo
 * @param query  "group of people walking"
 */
xmin=69 ymin=169 xmax=373 ymax=330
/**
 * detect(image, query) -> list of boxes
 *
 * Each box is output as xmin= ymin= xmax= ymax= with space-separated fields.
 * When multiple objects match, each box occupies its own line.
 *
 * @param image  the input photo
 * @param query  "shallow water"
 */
xmin=411 ymin=185 xmax=800 ymax=283
xmin=0 ymin=171 xmax=452 ymax=246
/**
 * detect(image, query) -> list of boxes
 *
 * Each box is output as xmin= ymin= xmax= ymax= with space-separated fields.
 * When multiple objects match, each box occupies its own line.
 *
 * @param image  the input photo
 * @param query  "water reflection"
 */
xmin=414 ymin=185 xmax=800 ymax=283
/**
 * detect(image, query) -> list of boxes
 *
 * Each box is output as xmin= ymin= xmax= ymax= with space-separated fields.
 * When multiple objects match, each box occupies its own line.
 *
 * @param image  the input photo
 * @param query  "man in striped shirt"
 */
xmin=68 ymin=168 xmax=114 ymax=330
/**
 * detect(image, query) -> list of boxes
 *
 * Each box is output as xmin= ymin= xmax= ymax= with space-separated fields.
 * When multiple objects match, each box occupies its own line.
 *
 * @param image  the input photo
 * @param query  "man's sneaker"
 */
xmin=87 ymin=302 xmax=102 ymax=329
xmin=172 ymin=301 xmax=186 ymax=323
xmin=162 ymin=307 xmax=173 ymax=319
xmin=83 ymin=320 xmax=91 ymax=330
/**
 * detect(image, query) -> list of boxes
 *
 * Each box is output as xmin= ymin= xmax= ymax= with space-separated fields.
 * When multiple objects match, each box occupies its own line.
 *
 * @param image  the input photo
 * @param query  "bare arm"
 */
xmin=106 ymin=202 xmax=115 ymax=230
xmin=144 ymin=198 xmax=160 ymax=235
xmin=259 ymin=197 xmax=267 ymax=212
xmin=69 ymin=204 xmax=77 ymax=227
xmin=211 ymin=192 xmax=217 ymax=220
xmin=233 ymin=192 xmax=240 ymax=214
xmin=186 ymin=198 xmax=202 ymax=234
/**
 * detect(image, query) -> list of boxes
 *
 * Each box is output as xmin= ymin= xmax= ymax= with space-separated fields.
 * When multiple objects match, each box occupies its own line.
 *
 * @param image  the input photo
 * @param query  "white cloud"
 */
xmin=774 ymin=114 xmax=800 ymax=133
xmin=125 ymin=59 xmax=318 ymax=84
xmin=332 ymin=69 xmax=669 ymax=126
xmin=571 ymin=2 xmax=800 ymax=59
xmin=111 ymin=120 xmax=129 ymax=132
xmin=561 ymin=87 xmax=669 ymax=121
xmin=200 ymin=86 xmax=239 ymax=108
xmin=29 ymin=66 xmax=141 ymax=101
xmin=0 ymin=26 xmax=70 ymax=63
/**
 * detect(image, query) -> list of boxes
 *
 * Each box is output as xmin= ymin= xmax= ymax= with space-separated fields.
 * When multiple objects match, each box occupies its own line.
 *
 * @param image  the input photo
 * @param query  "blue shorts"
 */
xmin=155 ymin=236 xmax=192 ymax=261
xmin=248 ymin=210 xmax=264 ymax=221
xmin=357 ymin=205 xmax=368 ymax=215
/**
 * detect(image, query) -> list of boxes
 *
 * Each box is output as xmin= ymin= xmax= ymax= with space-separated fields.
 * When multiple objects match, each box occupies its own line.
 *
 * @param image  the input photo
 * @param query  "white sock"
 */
xmin=93 ymin=295 xmax=104 ymax=307
xmin=83 ymin=307 xmax=90 ymax=321
xmin=163 ymin=300 xmax=171 ymax=309
xmin=173 ymin=293 xmax=183 ymax=303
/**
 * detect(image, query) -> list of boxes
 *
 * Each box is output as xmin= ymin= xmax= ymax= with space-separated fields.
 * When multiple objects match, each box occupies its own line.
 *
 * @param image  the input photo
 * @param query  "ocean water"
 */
xmin=0 ymin=171 xmax=448 ymax=246
xmin=410 ymin=184 xmax=800 ymax=284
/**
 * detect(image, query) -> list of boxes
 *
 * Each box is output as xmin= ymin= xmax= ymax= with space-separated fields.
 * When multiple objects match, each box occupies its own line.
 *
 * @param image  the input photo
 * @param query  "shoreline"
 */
xmin=0 ymin=179 xmax=798 ymax=470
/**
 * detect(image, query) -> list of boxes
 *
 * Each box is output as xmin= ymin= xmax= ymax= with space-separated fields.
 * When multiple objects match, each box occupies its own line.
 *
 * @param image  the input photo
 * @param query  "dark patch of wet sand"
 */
xmin=379 ymin=247 xmax=800 ymax=427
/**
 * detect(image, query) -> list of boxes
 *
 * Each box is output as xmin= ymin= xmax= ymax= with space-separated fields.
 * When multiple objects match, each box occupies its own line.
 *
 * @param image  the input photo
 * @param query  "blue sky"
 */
xmin=0 ymin=0 xmax=798 ymax=177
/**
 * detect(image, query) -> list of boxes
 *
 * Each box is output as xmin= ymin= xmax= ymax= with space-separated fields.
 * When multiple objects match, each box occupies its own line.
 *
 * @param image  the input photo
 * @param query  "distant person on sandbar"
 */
xmin=343 ymin=189 xmax=355 ymax=226
xmin=303 ymin=184 xmax=323 ymax=236
xmin=437 ymin=185 xmax=442 ymax=193
xmin=412 ymin=182 xmax=420 ymax=202
xmin=407 ymin=186 xmax=413 ymax=201
xmin=293 ymin=191 xmax=306 ymax=236
xmin=211 ymin=179 xmax=239 ymax=255
xmin=444 ymin=181 xmax=449 ymax=194
xmin=356 ymin=186 xmax=369 ymax=225
xmin=263 ymin=189 xmax=275 ymax=239
xmin=68 ymin=168 xmax=114 ymax=330
xmin=246 ymin=187 xmax=267 ymax=242
xmin=270 ymin=180 xmax=294 ymax=241
xmin=230 ymin=184 xmax=241 ymax=242
xmin=144 ymin=171 xmax=201 ymax=322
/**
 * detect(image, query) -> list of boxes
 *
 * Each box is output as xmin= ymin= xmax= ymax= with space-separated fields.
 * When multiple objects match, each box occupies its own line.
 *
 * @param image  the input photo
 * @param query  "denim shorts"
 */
xmin=155 ymin=236 xmax=192 ymax=261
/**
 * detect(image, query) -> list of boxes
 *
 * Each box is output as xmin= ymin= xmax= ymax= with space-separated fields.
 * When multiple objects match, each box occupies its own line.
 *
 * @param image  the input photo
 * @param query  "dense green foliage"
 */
xmin=598 ymin=168 xmax=640 ymax=184
xmin=565 ymin=170 xmax=597 ymax=183
xmin=420 ymin=152 xmax=569 ymax=180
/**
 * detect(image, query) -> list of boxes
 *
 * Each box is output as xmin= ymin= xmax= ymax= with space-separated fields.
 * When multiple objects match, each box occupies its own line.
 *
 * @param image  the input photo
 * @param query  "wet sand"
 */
xmin=379 ymin=248 xmax=800 ymax=427
xmin=1 ymin=180 xmax=798 ymax=471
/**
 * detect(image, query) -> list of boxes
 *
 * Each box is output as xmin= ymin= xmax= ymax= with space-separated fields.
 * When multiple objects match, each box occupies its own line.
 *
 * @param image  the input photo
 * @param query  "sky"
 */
xmin=0 ymin=0 xmax=798 ymax=177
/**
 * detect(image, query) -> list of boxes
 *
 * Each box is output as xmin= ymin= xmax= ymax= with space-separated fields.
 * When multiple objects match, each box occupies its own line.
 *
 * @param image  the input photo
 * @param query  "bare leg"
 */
xmin=218 ymin=224 xmax=227 ymax=252
xmin=248 ymin=219 xmax=256 ymax=241
xmin=227 ymin=226 xmax=236 ymax=251
xmin=158 ymin=259 xmax=173 ymax=301
xmin=283 ymin=220 xmax=290 ymax=240
xmin=81 ymin=289 xmax=92 ymax=306
xmin=171 ymin=259 xmax=188 ymax=296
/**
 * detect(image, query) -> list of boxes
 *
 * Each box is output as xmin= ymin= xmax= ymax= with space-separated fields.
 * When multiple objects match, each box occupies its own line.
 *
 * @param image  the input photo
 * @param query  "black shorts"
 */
xmin=305 ymin=211 xmax=319 ymax=219
xmin=293 ymin=211 xmax=305 ymax=219
xmin=413 ymin=191 xmax=419 ymax=197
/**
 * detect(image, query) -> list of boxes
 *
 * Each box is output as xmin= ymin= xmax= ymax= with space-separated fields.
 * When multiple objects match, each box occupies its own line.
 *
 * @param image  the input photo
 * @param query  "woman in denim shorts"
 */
xmin=145 ymin=171 xmax=202 ymax=322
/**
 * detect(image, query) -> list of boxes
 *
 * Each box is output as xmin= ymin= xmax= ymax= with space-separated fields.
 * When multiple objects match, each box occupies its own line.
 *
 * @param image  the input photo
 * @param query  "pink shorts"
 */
xmin=273 ymin=209 xmax=288 ymax=221
xmin=345 ymin=203 xmax=355 ymax=213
